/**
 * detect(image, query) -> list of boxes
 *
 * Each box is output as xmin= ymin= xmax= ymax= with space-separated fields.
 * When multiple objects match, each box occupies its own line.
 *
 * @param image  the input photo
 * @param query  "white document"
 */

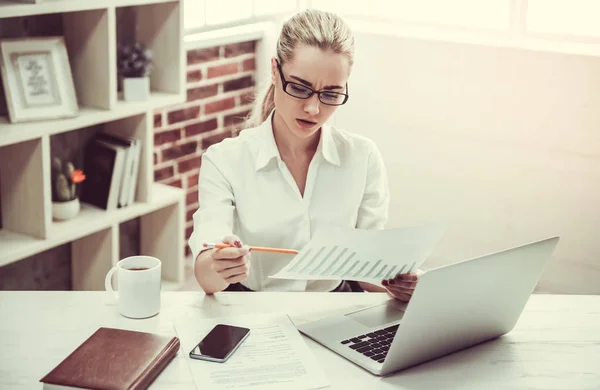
xmin=175 ymin=313 xmax=329 ymax=390
xmin=270 ymin=224 xmax=446 ymax=284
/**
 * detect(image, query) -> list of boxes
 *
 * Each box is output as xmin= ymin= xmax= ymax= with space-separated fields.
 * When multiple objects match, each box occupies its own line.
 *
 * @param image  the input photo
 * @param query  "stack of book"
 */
xmin=81 ymin=132 xmax=141 ymax=210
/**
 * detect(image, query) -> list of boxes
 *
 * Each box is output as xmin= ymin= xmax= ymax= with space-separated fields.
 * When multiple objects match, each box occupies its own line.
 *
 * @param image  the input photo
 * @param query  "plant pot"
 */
xmin=123 ymin=76 xmax=150 ymax=101
xmin=52 ymin=198 xmax=80 ymax=221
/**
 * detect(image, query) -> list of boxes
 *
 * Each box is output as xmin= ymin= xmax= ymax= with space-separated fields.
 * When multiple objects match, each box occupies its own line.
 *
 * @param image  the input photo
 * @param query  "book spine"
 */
xmin=127 ymin=140 xmax=141 ymax=206
xmin=128 ymin=338 xmax=180 ymax=390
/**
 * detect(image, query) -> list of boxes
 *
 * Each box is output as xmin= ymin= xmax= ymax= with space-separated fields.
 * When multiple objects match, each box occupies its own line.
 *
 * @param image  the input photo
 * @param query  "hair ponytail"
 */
xmin=261 ymin=84 xmax=275 ymax=123
xmin=247 ymin=82 xmax=275 ymax=128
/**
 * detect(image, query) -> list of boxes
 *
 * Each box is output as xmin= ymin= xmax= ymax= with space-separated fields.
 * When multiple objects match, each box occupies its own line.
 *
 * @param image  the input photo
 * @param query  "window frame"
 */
xmin=303 ymin=0 xmax=600 ymax=43
xmin=183 ymin=0 xmax=600 ymax=57
xmin=184 ymin=0 xmax=300 ymax=35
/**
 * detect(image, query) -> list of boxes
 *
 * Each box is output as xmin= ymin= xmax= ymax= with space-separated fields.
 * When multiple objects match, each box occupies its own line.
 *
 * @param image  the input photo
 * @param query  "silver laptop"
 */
xmin=297 ymin=236 xmax=559 ymax=376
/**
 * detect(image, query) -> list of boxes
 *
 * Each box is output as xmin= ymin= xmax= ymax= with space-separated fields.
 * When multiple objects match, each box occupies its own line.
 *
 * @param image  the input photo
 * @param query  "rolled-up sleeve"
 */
xmin=188 ymin=151 xmax=235 ymax=263
xmin=356 ymin=141 xmax=390 ymax=230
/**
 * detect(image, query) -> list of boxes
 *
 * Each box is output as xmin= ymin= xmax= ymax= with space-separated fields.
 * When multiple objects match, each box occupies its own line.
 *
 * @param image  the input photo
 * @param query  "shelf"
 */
xmin=0 ymin=92 xmax=183 ymax=148
xmin=0 ymin=230 xmax=44 ymax=267
xmin=0 ymin=183 xmax=184 ymax=268
xmin=0 ymin=0 xmax=185 ymax=290
xmin=0 ymin=0 xmax=178 ymax=18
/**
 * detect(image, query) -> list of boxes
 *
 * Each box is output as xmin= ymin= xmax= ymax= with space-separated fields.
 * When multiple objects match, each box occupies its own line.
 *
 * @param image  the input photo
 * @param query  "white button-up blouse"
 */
xmin=188 ymin=112 xmax=390 ymax=291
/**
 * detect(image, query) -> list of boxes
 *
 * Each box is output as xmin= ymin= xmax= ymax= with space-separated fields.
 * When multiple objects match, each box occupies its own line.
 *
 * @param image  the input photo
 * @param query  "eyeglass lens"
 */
xmin=285 ymin=83 xmax=346 ymax=105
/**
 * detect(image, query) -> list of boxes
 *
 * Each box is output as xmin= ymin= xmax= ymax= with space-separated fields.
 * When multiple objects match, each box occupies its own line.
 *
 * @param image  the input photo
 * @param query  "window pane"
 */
xmin=254 ymin=0 xmax=296 ymax=16
xmin=311 ymin=0 xmax=372 ymax=15
xmin=528 ymin=0 xmax=600 ymax=37
xmin=184 ymin=0 xmax=205 ymax=30
xmin=312 ymin=0 xmax=511 ymax=30
xmin=206 ymin=0 xmax=253 ymax=25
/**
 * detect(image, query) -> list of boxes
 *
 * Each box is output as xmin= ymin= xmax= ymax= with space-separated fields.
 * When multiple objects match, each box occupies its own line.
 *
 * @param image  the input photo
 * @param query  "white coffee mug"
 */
xmin=105 ymin=255 xmax=161 ymax=319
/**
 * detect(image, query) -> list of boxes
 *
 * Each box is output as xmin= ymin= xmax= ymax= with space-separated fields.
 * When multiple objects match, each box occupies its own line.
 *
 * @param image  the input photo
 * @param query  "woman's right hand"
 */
xmin=209 ymin=235 xmax=251 ymax=285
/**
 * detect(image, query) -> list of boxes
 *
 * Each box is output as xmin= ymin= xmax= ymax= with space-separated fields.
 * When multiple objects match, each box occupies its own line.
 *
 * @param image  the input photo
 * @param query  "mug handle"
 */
xmin=105 ymin=266 xmax=118 ymax=301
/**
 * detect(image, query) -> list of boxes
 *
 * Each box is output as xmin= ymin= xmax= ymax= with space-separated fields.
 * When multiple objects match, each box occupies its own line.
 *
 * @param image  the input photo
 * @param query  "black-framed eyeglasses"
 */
xmin=276 ymin=60 xmax=349 ymax=106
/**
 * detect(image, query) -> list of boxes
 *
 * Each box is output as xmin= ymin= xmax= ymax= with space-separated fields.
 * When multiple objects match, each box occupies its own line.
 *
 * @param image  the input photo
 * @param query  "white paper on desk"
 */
xmin=270 ymin=224 xmax=446 ymax=285
xmin=175 ymin=313 xmax=329 ymax=390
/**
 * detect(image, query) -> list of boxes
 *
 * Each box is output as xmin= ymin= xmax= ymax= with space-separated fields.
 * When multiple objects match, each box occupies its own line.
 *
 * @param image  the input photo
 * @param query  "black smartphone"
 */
xmin=189 ymin=324 xmax=251 ymax=363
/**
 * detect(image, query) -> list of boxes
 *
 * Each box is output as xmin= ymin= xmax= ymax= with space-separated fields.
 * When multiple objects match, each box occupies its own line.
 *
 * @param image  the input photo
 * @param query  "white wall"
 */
xmin=333 ymin=32 xmax=600 ymax=294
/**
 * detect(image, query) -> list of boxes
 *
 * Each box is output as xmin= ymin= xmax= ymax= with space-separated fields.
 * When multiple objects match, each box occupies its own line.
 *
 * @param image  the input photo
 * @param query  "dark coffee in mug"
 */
xmin=128 ymin=267 xmax=150 ymax=271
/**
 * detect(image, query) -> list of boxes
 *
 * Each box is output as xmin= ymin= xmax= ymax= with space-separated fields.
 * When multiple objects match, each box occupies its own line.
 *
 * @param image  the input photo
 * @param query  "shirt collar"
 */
xmin=254 ymin=111 xmax=280 ymax=171
xmin=318 ymin=122 xmax=341 ymax=166
xmin=254 ymin=111 xmax=341 ymax=171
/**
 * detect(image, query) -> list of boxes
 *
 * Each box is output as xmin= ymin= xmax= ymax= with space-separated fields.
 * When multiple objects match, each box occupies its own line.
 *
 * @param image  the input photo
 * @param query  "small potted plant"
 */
xmin=117 ymin=42 xmax=153 ymax=101
xmin=51 ymin=157 xmax=86 ymax=221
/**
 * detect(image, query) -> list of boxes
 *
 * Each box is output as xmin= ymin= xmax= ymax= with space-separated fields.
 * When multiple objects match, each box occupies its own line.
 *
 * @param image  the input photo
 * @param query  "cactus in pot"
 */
xmin=51 ymin=157 xmax=86 ymax=221
xmin=52 ymin=157 xmax=86 ymax=202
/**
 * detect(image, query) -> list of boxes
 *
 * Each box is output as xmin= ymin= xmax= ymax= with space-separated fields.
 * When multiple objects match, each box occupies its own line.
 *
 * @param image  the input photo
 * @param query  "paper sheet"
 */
xmin=270 ymin=224 xmax=445 ymax=284
xmin=174 ymin=313 xmax=329 ymax=390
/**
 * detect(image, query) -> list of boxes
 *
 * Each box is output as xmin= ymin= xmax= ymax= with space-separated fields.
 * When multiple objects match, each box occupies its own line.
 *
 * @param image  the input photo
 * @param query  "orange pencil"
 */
xmin=203 ymin=243 xmax=298 ymax=255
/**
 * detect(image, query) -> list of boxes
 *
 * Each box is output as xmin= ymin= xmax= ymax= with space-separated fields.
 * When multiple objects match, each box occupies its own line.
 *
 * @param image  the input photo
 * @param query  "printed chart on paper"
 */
xmin=271 ymin=224 xmax=446 ymax=285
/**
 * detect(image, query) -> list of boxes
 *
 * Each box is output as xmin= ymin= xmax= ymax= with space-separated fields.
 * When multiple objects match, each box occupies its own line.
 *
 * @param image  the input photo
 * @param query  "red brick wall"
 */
xmin=153 ymin=40 xmax=257 ymax=258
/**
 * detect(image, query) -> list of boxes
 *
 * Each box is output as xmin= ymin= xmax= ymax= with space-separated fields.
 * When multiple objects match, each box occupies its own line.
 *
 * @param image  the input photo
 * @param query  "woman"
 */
xmin=189 ymin=9 xmax=420 ymax=301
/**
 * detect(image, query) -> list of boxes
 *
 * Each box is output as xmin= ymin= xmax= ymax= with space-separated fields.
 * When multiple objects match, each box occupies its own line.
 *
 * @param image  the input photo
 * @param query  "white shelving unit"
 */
xmin=0 ymin=0 xmax=186 ymax=290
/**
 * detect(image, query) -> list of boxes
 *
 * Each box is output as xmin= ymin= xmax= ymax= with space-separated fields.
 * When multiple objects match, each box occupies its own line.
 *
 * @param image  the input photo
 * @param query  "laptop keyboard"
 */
xmin=340 ymin=324 xmax=399 ymax=363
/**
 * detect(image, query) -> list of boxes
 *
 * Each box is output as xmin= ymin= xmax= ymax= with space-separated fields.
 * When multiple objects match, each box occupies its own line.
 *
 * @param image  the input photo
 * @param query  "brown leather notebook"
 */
xmin=40 ymin=327 xmax=180 ymax=390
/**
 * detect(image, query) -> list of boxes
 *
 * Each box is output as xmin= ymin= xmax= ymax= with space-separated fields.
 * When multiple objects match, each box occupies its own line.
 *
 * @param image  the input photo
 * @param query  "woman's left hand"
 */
xmin=382 ymin=269 xmax=423 ymax=302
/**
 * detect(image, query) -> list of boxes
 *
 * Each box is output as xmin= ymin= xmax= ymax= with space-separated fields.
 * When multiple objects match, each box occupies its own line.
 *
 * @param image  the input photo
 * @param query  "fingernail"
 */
xmin=382 ymin=280 xmax=388 ymax=286
xmin=389 ymin=279 xmax=395 ymax=285
xmin=234 ymin=240 xmax=241 ymax=248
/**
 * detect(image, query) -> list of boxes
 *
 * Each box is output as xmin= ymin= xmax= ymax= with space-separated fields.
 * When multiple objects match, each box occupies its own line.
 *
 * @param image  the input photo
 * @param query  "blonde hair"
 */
xmin=246 ymin=9 xmax=355 ymax=128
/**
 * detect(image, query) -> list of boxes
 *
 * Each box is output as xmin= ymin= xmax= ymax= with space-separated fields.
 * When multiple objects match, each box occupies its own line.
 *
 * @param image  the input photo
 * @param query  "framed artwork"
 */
xmin=0 ymin=37 xmax=78 ymax=123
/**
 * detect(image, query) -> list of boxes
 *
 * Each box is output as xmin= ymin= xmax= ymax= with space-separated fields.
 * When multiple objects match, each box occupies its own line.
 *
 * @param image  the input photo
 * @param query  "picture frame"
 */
xmin=0 ymin=37 xmax=78 ymax=123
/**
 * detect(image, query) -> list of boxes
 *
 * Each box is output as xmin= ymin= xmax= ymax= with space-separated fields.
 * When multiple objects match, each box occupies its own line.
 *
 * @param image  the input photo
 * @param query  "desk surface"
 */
xmin=1 ymin=292 xmax=599 ymax=390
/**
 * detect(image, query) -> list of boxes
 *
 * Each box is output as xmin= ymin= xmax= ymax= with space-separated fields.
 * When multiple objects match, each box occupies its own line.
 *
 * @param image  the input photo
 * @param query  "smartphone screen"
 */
xmin=189 ymin=324 xmax=250 ymax=362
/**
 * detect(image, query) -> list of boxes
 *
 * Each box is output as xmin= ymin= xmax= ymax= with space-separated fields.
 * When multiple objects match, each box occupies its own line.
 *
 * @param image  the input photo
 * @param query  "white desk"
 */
xmin=0 ymin=292 xmax=599 ymax=389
